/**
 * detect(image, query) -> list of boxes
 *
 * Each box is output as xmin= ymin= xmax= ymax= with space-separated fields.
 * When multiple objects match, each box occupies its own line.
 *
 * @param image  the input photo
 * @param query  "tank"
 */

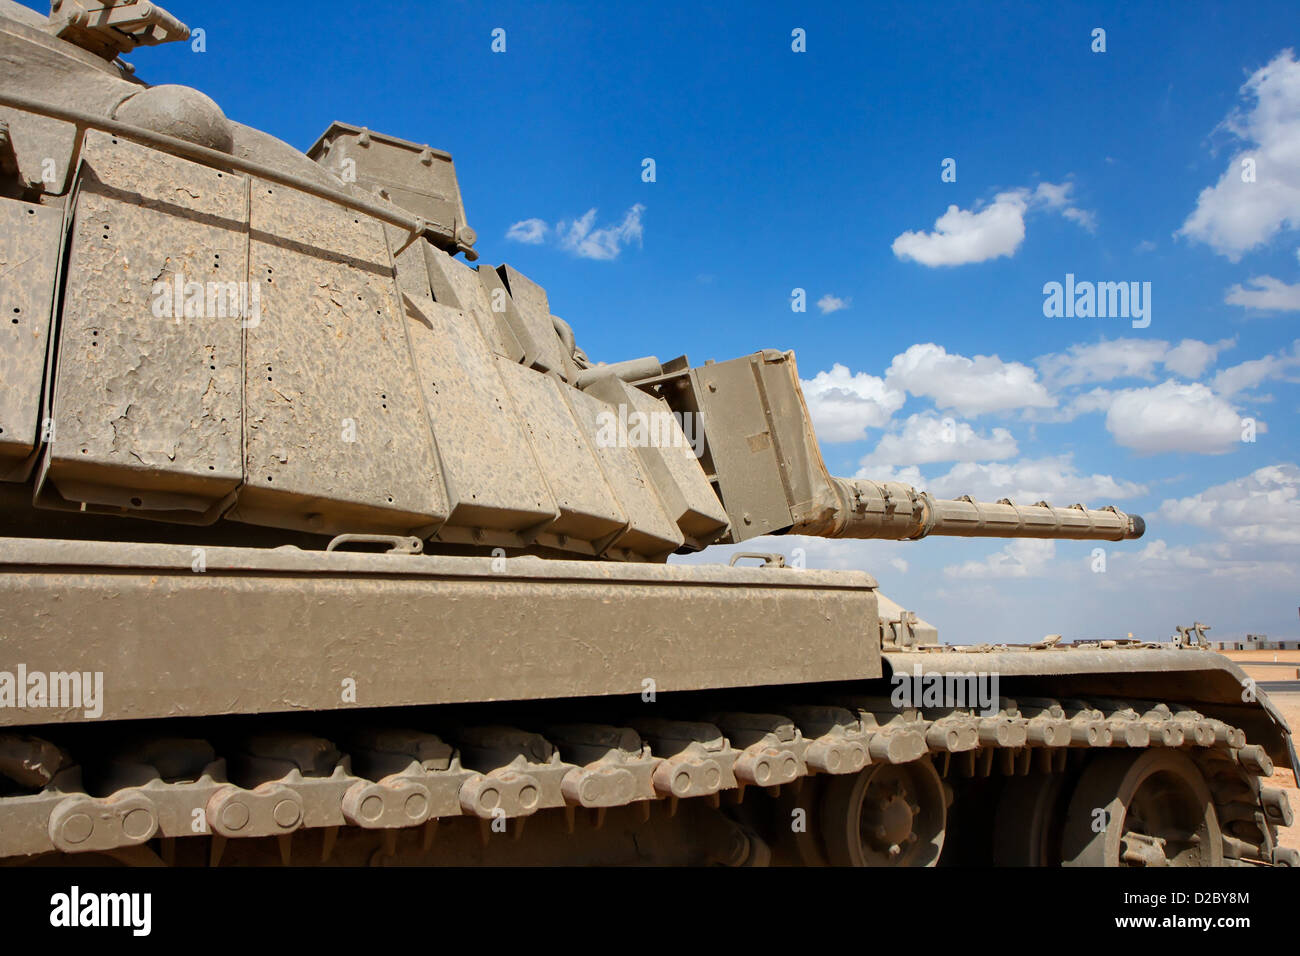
xmin=0 ymin=0 xmax=1292 ymax=867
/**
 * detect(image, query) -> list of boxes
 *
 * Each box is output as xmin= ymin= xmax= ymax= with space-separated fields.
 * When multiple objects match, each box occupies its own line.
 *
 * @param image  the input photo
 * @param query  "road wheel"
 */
xmin=820 ymin=757 xmax=946 ymax=866
xmin=1062 ymin=749 xmax=1222 ymax=867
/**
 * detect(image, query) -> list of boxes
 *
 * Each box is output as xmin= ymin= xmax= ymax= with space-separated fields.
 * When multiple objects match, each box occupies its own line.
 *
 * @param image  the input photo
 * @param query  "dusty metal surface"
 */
xmin=0 ymin=536 xmax=880 ymax=726
xmin=48 ymin=0 xmax=189 ymax=60
xmin=687 ymin=353 xmax=799 ymax=538
xmin=0 ymin=87 xmax=1145 ymax=555
xmin=563 ymin=384 xmax=684 ymax=559
xmin=0 ymin=103 xmax=79 ymax=199
xmin=495 ymin=264 xmax=569 ymax=376
xmin=425 ymin=247 xmax=525 ymax=362
xmin=237 ymin=175 xmax=448 ymax=535
xmin=584 ymin=374 xmax=729 ymax=550
xmin=48 ymin=130 xmax=244 ymax=516
xmin=307 ymin=121 xmax=477 ymax=260
xmin=0 ymin=196 xmax=59 ymax=475
xmin=0 ymin=685 xmax=1286 ymax=866
xmin=665 ymin=350 xmax=1144 ymax=545
xmin=0 ymin=89 xmax=455 ymax=247
xmin=0 ymin=10 xmax=143 ymax=197
xmin=884 ymin=646 xmax=1295 ymax=767
xmin=402 ymin=295 xmax=557 ymax=534
xmin=495 ymin=358 xmax=626 ymax=550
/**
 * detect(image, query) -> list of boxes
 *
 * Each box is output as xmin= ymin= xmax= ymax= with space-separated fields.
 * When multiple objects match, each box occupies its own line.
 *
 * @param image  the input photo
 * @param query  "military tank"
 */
xmin=0 ymin=0 xmax=1292 ymax=867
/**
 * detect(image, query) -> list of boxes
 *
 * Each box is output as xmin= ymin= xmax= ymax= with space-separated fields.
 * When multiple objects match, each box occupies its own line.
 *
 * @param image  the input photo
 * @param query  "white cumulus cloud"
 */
xmin=1062 ymin=207 xmax=1098 ymax=233
xmin=1035 ymin=337 xmax=1233 ymax=386
xmin=1104 ymin=381 xmax=1249 ymax=454
xmin=1224 ymin=276 xmax=1300 ymax=311
xmin=1129 ymin=464 xmax=1300 ymax=582
xmin=817 ymin=294 xmax=851 ymax=314
xmin=914 ymin=456 xmax=1146 ymax=503
xmin=1158 ymin=463 xmax=1300 ymax=546
xmin=1131 ymin=539 xmax=1220 ymax=573
xmin=858 ymin=412 xmax=1018 ymax=469
xmin=891 ymin=189 xmax=1029 ymax=266
xmin=1037 ymin=338 xmax=1171 ymax=386
xmin=1212 ymin=340 xmax=1300 ymax=395
xmin=945 ymin=539 xmax=1057 ymax=579
xmin=1057 ymin=387 xmax=1119 ymax=421
xmin=558 ymin=204 xmax=645 ymax=260
xmin=505 ymin=218 xmax=547 ymax=244
xmin=885 ymin=343 xmax=1054 ymax=415
xmin=1165 ymin=338 xmax=1232 ymax=378
xmin=505 ymin=205 xmax=645 ymax=260
xmin=892 ymin=182 xmax=1094 ymax=267
xmin=1179 ymin=49 xmax=1300 ymax=260
xmin=800 ymin=364 xmax=905 ymax=442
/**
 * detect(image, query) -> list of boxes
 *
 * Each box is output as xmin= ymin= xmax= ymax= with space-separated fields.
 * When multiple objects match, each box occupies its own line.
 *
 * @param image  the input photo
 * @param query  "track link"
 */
xmin=0 ymin=693 xmax=1291 ymax=865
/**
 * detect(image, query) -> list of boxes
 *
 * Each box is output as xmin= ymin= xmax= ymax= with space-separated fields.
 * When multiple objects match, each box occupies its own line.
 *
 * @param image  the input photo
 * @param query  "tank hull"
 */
xmin=0 ymin=536 xmax=880 ymax=724
xmin=0 ymin=534 xmax=1292 ymax=866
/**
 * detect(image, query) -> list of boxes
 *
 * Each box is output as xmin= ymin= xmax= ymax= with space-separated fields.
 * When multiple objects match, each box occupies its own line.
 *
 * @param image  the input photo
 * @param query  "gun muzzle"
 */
xmin=820 ymin=478 xmax=1144 ymax=542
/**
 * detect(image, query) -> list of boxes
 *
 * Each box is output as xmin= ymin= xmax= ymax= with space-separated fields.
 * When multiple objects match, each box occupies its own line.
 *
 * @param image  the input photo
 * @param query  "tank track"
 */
xmin=0 ymin=693 xmax=1292 ymax=866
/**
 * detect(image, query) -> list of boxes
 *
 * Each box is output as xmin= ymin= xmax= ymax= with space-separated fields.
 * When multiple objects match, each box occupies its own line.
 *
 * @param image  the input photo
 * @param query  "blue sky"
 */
xmin=111 ymin=0 xmax=1299 ymax=644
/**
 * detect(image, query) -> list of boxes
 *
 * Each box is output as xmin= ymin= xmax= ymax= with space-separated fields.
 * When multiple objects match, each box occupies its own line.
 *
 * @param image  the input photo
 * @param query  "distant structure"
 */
xmin=1209 ymin=633 xmax=1300 ymax=652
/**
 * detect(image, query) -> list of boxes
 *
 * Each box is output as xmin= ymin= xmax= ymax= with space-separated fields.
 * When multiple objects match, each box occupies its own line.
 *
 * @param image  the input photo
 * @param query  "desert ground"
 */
xmin=1224 ymin=652 xmax=1299 ymax=854
xmin=1225 ymin=648 xmax=1300 ymax=681
xmin=1260 ymin=692 xmax=1299 ymax=853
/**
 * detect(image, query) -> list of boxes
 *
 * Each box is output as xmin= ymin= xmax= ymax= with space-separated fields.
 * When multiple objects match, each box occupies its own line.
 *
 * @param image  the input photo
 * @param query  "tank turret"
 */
xmin=0 ymin=0 xmax=1141 ymax=563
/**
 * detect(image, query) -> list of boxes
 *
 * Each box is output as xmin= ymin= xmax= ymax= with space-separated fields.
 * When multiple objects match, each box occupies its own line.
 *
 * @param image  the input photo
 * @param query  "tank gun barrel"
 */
xmin=666 ymin=351 xmax=1145 ymax=547
xmin=807 ymin=478 xmax=1144 ymax=542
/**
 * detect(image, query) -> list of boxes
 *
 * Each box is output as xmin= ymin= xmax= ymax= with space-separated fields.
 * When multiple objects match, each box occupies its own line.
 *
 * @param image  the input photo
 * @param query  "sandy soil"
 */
xmin=1239 ymin=664 xmax=1300 ymax=681
xmin=1223 ymin=649 xmax=1300 ymax=683
xmin=1211 ymin=652 xmax=1299 ymax=854
xmin=1254 ymin=691 xmax=1299 ymax=853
